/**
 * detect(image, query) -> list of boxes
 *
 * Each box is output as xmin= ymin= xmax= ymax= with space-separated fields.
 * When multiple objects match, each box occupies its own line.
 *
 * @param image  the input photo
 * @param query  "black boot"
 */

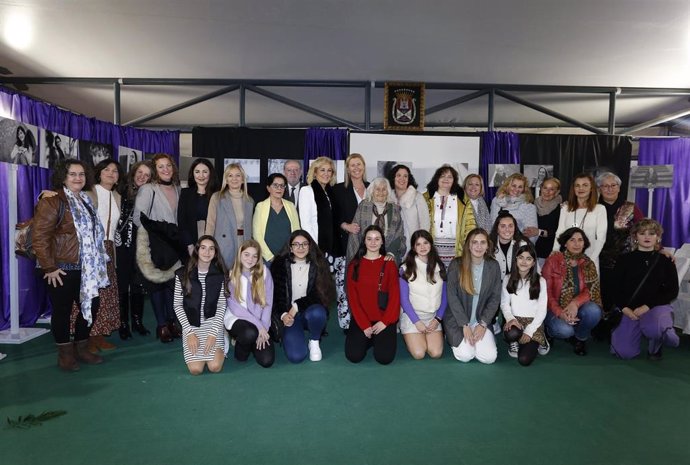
xmin=118 ymin=292 xmax=133 ymax=340
xmin=131 ymin=293 xmax=151 ymax=336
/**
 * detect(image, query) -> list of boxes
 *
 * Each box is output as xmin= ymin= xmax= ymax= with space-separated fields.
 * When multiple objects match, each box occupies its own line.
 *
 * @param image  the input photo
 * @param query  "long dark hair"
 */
xmin=187 ymin=158 xmax=217 ymax=199
xmin=94 ymin=158 xmax=125 ymax=194
xmin=351 ymin=225 xmax=386 ymax=282
xmin=125 ymin=160 xmax=153 ymax=200
xmin=489 ymin=211 xmax=528 ymax=247
xmin=505 ymin=243 xmax=541 ymax=300
xmin=387 ymin=164 xmax=418 ymax=190
xmin=425 ymin=164 xmax=464 ymax=198
xmin=183 ymin=235 xmax=229 ymax=296
xmin=402 ymin=229 xmax=446 ymax=284
xmin=276 ymin=229 xmax=335 ymax=306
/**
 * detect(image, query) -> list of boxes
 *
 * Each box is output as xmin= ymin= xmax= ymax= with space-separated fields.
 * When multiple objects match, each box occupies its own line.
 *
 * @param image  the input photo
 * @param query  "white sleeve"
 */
xmin=298 ymin=187 xmax=318 ymax=243
xmin=523 ymin=278 xmax=548 ymax=338
xmin=500 ymin=275 xmax=515 ymax=323
xmin=552 ymin=204 xmax=568 ymax=253
xmin=587 ymin=205 xmax=608 ymax=264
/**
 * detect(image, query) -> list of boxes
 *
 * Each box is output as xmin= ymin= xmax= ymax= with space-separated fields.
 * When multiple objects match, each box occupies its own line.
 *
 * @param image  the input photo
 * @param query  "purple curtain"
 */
xmin=479 ymin=131 xmax=520 ymax=201
xmin=304 ymin=128 xmax=349 ymax=178
xmin=635 ymin=138 xmax=690 ymax=248
xmin=0 ymin=86 xmax=180 ymax=161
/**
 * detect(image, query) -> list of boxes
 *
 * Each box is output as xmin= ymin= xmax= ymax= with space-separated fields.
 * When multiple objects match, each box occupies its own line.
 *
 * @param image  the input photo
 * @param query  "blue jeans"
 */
xmin=545 ymin=301 xmax=602 ymax=341
xmin=282 ymin=304 xmax=327 ymax=363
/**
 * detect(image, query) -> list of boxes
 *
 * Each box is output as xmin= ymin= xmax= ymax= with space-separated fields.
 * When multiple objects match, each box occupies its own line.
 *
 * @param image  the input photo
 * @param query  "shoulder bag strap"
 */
xmin=627 ymin=253 xmax=660 ymax=306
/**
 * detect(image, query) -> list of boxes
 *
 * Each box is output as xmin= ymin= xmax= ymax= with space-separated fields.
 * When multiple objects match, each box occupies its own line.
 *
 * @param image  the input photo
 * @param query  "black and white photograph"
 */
xmin=377 ymin=160 xmax=412 ymax=179
xmin=629 ymin=165 xmax=674 ymax=189
xmin=79 ymin=140 xmax=113 ymax=168
xmin=0 ymin=118 xmax=38 ymax=166
xmin=39 ymin=130 xmax=78 ymax=169
xmin=268 ymin=158 xmax=302 ymax=176
xmin=523 ymin=164 xmax=554 ymax=190
xmin=118 ymin=146 xmax=143 ymax=173
xmin=307 ymin=158 xmax=345 ymax=183
xmin=488 ymin=163 xmax=520 ymax=187
xmin=224 ymin=157 xmax=260 ymax=183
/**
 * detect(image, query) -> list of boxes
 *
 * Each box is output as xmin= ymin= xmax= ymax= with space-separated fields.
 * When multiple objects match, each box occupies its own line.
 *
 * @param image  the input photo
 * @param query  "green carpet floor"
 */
xmin=1 ymin=308 xmax=689 ymax=465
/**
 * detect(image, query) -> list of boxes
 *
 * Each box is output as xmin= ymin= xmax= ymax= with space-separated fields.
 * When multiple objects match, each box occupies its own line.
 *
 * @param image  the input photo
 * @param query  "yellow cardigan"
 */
xmin=252 ymin=198 xmax=301 ymax=261
xmin=423 ymin=191 xmax=476 ymax=257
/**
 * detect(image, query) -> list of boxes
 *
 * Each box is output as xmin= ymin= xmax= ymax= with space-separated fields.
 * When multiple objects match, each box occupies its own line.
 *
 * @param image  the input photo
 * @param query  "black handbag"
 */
xmin=608 ymin=252 xmax=660 ymax=329
xmin=377 ymin=260 xmax=389 ymax=310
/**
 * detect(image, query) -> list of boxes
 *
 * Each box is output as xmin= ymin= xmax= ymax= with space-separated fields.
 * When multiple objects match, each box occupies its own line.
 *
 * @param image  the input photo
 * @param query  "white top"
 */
xmin=433 ymin=192 xmax=458 ymax=239
xmin=552 ymin=203 xmax=607 ymax=270
xmin=500 ymin=275 xmax=547 ymax=338
xmin=95 ymin=184 xmax=120 ymax=240
xmin=298 ymin=185 xmax=319 ymax=243
xmin=290 ymin=260 xmax=310 ymax=304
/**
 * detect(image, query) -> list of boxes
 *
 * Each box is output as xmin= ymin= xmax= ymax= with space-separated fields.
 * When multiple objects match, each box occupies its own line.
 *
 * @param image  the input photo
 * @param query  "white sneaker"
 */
xmin=538 ymin=339 xmax=550 ymax=356
xmin=308 ymin=340 xmax=322 ymax=362
xmin=493 ymin=321 xmax=502 ymax=335
xmin=508 ymin=342 xmax=519 ymax=358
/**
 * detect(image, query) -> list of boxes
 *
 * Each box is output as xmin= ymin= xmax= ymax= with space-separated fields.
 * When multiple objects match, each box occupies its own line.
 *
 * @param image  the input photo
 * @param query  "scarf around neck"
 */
xmin=535 ymin=194 xmax=562 ymax=216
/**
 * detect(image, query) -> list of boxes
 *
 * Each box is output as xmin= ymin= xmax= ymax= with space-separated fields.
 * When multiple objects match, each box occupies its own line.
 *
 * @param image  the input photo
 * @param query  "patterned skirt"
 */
xmin=435 ymin=236 xmax=457 ymax=269
xmin=70 ymin=240 xmax=120 ymax=335
xmin=515 ymin=316 xmax=546 ymax=346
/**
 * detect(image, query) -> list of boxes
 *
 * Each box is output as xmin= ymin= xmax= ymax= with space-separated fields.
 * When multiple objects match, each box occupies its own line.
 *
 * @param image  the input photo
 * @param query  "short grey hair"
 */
xmin=366 ymin=177 xmax=396 ymax=203
xmin=596 ymin=171 xmax=622 ymax=187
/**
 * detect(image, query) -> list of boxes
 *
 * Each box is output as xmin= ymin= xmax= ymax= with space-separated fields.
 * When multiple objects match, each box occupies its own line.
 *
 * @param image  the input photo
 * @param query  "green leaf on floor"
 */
xmin=6 ymin=410 xmax=67 ymax=429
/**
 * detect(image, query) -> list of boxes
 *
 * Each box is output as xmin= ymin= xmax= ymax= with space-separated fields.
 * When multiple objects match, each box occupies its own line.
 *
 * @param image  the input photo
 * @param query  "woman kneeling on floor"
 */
xmin=399 ymin=230 xmax=447 ymax=360
xmin=444 ymin=228 xmax=502 ymax=364
xmin=610 ymin=219 xmax=679 ymax=360
xmin=173 ymin=236 xmax=228 ymax=375
xmin=224 ymin=240 xmax=275 ymax=368
xmin=501 ymin=243 xmax=549 ymax=366
xmin=271 ymin=230 xmax=335 ymax=363
xmin=345 ymin=225 xmax=400 ymax=365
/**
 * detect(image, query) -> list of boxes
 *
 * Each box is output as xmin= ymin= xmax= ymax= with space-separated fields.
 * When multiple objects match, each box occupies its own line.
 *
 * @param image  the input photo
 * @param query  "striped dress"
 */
xmin=173 ymin=271 xmax=226 ymax=364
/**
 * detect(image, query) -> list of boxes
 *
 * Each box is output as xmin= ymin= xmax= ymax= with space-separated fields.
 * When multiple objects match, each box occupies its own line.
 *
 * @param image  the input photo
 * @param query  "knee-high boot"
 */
xmin=118 ymin=292 xmax=132 ymax=340
xmin=130 ymin=293 xmax=150 ymax=336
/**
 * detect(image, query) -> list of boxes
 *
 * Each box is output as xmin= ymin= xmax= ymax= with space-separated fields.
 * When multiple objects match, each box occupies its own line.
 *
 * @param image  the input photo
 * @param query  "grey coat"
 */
xmin=206 ymin=191 xmax=254 ymax=266
xmin=444 ymin=257 xmax=502 ymax=347
xmin=346 ymin=200 xmax=405 ymax=264
xmin=133 ymin=183 xmax=180 ymax=228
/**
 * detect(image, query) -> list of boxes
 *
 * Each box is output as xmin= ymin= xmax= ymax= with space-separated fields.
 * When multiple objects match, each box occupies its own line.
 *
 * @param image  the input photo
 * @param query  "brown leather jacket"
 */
xmin=33 ymin=190 xmax=79 ymax=273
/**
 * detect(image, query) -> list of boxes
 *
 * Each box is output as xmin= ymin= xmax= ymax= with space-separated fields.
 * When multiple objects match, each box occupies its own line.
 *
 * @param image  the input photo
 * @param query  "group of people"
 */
xmin=31 ymin=153 xmax=681 ymax=374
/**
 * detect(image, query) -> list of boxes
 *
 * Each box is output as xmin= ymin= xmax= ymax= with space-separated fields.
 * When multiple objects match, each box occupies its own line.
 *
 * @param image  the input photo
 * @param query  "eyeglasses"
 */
xmin=291 ymin=242 xmax=309 ymax=249
xmin=271 ymin=183 xmax=286 ymax=189
xmin=600 ymin=184 xmax=619 ymax=190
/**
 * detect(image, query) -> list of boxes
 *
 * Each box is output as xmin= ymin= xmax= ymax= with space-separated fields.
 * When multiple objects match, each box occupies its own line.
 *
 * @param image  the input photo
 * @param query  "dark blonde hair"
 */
xmin=496 ymin=173 xmax=534 ymax=202
xmin=631 ymin=218 xmax=663 ymax=250
xmin=458 ymin=228 xmax=493 ymax=295
xmin=344 ymin=153 xmax=366 ymax=187
xmin=229 ymin=239 xmax=267 ymax=306
xmin=151 ymin=153 xmax=180 ymax=185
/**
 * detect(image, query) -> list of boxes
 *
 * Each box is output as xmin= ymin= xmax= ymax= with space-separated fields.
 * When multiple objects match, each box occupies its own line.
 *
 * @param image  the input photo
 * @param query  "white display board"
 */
xmin=349 ymin=132 xmax=480 ymax=191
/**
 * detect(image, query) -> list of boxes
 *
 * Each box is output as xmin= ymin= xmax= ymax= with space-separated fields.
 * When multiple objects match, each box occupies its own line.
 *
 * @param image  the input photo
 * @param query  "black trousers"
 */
xmin=345 ymin=323 xmax=397 ymax=365
xmin=504 ymin=326 xmax=539 ymax=366
xmin=228 ymin=319 xmax=275 ymax=368
xmin=45 ymin=270 xmax=99 ymax=344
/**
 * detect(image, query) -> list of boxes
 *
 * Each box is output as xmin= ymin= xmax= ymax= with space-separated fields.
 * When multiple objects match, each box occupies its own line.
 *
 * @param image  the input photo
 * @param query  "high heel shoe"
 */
xmin=167 ymin=320 xmax=182 ymax=339
xmin=119 ymin=322 xmax=133 ymax=340
xmin=131 ymin=314 xmax=151 ymax=336
xmin=156 ymin=325 xmax=173 ymax=343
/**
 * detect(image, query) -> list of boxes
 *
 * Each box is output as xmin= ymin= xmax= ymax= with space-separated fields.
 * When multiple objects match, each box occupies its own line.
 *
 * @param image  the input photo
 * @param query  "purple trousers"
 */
xmin=610 ymin=305 xmax=679 ymax=359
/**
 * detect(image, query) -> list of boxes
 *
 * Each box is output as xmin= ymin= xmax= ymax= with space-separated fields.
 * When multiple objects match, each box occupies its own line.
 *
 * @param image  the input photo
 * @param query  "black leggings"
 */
xmin=345 ymin=323 xmax=397 ymax=365
xmin=228 ymin=320 xmax=275 ymax=368
xmin=504 ymin=326 xmax=539 ymax=366
xmin=45 ymin=270 xmax=99 ymax=343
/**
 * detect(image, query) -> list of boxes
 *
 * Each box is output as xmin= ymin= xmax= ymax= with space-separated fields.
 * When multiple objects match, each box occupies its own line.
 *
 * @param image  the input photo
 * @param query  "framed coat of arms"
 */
xmin=384 ymin=82 xmax=425 ymax=131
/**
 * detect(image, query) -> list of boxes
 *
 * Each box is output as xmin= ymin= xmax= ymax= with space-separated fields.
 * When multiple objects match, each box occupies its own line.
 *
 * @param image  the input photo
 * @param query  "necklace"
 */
xmin=572 ymin=208 xmax=588 ymax=228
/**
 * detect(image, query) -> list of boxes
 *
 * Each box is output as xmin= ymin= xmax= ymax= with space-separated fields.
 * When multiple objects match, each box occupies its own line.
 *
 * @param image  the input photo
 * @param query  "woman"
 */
xmin=526 ymin=177 xmax=562 ymax=267
xmin=463 ymin=174 xmax=492 ymax=232
xmin=346 ymin=177 xmax=405 ymax=264
xmin=80 ymin=159 xmax=124 ymax=352
xmin=501 ymin=244 xmax=548 ymax=366
xmin=610 ymin=219 xmax=679 ymax=360
xmin=423 ymin=165 xmax=476 ymax=267
xmin=253 ymin=173 xmax=300 ymax=263
xmin=173 ymin=236 xmax=227 ymax=375
xmin=489 ymin=211 xmax=529 ymax=278
xmin=596 ymin=171 xmax=644 ymax=313
xmin=271 ymin=230 xmax=335 ymax=363
xmin=345 ymin=225 xmax=400 ymax=365
xmin=10 ymin=125 xmax=35 ymax=165
xmin=490 ymin=173 xmax=538 ymax=243
xmin=178 ymin=158 xmax=217 ymax=257
xmin=552 ymin=173 xmax=607 ymax=271
xmin=299 ymin=156 xmax=337 ymax=259
xmin=387 ymin=164 xmax=430 ymax=253
xmin=399 ymin=230 xmax=447 ymax=360
xmin=543 ymin=227 xmax=603 ymax=356
xmin=32 ymin=160 xmax=108 ymax=371
xmin=332 ymin=153 xmax=368 ymax=330
xmin=444 ymin=228 xmax=501 ymax=364
xmin=133 ymin=153 xmax=183 ymax=343
xmin=224 ymin=240 xmax=275 ymax=368
xmin=206 ymin=163 xmax=254 ymax=266
xmin=115 ymin=161 xmax=152 ymax=338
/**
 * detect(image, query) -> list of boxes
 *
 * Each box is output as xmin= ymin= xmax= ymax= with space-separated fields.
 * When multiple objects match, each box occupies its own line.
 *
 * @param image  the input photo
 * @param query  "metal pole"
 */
xmin=426 ymin=90 xmax=488 ymax=116
xmin=488 ymin=89 xmax=495 ymax=131
xmin=620 ymin=107 xmax=690 ymax=135
xmin=608 ymin=90 xmax=618 ymax=135
xmin=365 ymin=82 xmax=371 ymax=130
xmin=113 ymin=81 xmax=121 ymax=125
xmin=239 ymin=85 xmax=246 ymax=127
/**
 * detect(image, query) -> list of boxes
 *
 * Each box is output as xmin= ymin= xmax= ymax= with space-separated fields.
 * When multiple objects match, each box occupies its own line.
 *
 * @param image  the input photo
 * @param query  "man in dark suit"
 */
xmin=283 ymin=159 xmax=304 ymax=208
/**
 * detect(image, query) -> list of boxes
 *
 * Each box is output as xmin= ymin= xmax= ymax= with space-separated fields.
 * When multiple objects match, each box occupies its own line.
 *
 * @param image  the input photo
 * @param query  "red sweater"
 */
xmin=346 ymin=256 xmax=400 ymax=330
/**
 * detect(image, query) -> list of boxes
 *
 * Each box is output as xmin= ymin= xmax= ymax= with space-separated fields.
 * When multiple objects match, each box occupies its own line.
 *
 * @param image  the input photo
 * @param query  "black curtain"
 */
xmin=519 ymin=134 xmax=633 ymax=195
xmin=192 ymin=127 xmax=306 ymax=201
